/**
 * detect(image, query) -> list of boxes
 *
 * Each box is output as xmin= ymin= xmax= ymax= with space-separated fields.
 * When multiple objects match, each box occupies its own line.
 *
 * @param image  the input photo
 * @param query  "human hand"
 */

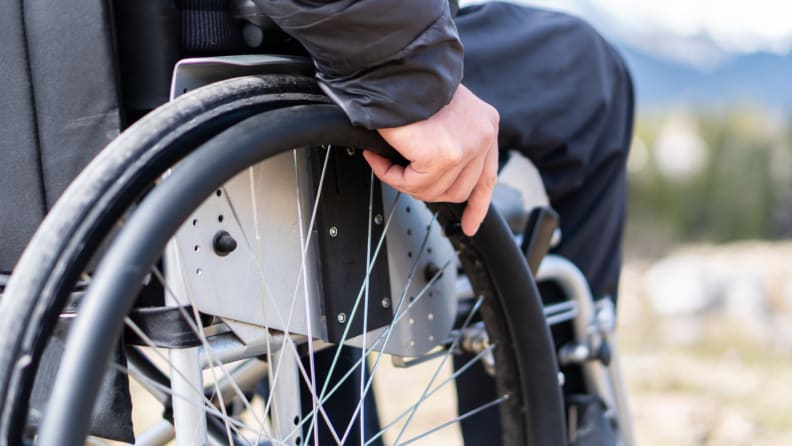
xmin=363 ymin=84 xmax=499 ymax=236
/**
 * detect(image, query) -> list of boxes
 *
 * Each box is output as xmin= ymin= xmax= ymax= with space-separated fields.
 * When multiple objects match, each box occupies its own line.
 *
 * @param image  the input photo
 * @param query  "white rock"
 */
xmin=722 ymin=272 xmax=768 ymax=320
xmin=644 ymin=254 xmax=719 ymax=316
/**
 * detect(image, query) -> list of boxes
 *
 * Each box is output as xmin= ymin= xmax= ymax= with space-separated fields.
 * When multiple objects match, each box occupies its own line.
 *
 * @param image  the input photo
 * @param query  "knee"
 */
xmin=551 ymin=12 xmax=635 ymax=157
xmin=530 ymin=10 xmax=635 ymax=192
xmin=557 ymin=12 xmax=633 ymax=113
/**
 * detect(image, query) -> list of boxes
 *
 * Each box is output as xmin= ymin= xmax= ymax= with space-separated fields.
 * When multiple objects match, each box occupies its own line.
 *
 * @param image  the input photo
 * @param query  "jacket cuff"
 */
xmin=316 ymin=11 xmax=463 ymax=129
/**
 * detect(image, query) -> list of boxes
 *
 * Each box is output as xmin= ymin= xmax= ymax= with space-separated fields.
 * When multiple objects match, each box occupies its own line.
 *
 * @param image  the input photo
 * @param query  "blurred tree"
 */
xmin=626 ymin=106 xmax=788 ymax=253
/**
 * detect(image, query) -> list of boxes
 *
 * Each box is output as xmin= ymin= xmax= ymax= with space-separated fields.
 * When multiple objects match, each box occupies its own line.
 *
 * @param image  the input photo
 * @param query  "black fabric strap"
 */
xmin=177 ymin=0 xmax=243 ymax=53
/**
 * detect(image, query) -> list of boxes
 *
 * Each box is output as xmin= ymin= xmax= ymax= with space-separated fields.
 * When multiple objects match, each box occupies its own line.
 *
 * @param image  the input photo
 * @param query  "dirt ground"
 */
xmin=125 ymin=241 xmax=792 ymax=445
xmin=619 ymin=241 xmax=792 ymax=445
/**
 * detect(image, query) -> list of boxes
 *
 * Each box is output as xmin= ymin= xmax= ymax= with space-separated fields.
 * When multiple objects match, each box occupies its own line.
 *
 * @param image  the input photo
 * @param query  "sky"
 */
xmin=465 ymin=0 xmax=792 ymax=55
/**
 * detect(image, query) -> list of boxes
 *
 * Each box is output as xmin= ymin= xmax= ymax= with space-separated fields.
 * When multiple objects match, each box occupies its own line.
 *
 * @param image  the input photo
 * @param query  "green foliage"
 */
xmin=627 ymin=107 xmax=791 ymax=250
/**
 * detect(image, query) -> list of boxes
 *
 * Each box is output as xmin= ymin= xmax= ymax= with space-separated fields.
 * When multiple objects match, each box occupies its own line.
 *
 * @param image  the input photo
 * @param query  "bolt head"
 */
xmin=381 ymin=297 xmax=391 ymax=309
xmin=329 ymin=226 xmax=338 ymax=237
xmin=337 ymin=312 xmax=347 ymax=324
xmin=374 ymin=214 xmax=383 ymax=225
xmin=213 ymin=230 xmax=238 ymax=256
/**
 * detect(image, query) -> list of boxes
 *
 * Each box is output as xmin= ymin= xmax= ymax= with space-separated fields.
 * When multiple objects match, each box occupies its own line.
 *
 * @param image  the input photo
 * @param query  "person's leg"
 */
xmin=457 ymin=2 xmax=634 ymax=300
xmin=300 ymin=347 xmax=383 ymax=445
xmin=453 ymin=3 xmax=634 ymax=442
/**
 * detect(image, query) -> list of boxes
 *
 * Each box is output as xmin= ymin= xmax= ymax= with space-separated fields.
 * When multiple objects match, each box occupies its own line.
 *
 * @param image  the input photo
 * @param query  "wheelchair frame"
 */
xmin=0 ymin=40 xmax=632 ymax=445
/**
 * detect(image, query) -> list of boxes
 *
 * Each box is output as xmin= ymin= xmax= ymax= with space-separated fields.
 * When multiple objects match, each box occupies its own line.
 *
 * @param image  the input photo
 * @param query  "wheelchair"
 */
xmin=0 ymin=3 xmax=632 ymax=446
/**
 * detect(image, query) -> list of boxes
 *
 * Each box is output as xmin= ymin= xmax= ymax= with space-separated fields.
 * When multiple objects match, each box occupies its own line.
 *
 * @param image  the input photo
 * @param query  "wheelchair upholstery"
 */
xmin=0 ymin=0 xmax=120 ymax=272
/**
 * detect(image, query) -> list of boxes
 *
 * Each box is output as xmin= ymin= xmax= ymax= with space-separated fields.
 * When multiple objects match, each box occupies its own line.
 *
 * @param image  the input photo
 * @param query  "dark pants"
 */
xmin=452 ymin=4 xmax=634 ymax=443
xmin=459 ymin=2 xmax=634 ymax=300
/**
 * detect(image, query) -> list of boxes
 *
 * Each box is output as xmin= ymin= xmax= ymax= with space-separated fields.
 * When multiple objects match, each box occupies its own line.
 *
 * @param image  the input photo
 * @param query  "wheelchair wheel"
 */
xmin=0 ymin=77 xmax=565 ymax=445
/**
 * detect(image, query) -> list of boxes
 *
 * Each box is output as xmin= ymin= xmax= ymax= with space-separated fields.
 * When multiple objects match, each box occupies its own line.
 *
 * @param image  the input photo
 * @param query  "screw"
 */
xmin=337 ymin=313 xmax=347 ymax=324
xmin=428 ymin=313 xmax=434 ymax=321
xmin=374 ymin=214 xmax=383 ymax=225
xmin=346 ymin=147 xmax=356 ymax=156
xmin=381 ymin=297 xmax=391 ymax=309
xmin=329 ymin=226 xmax=338 ymax=237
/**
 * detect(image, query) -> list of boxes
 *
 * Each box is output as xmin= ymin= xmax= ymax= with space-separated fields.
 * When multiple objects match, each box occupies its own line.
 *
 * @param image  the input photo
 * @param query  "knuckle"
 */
xmin=482 ymin=173 xmax=497 ymax=190
xmin=490 ymin=106 xmax=501 ymax=126
xmin=474 ymin=123 xmax=497 ymax=149
xmin=485 ymin=120 xmax=498 ymax=141
xmin=399 ymin=183 xmax=416 ymax=194
xmin=451 ymin=189 xmax=471 ymax=203
xmin=442 ymin=146 xmax=464 ymax=165
xmin=414 ymin=189 xmax=437 ymax=202
xmin=423 ymin=192 xmax=439 ymax=202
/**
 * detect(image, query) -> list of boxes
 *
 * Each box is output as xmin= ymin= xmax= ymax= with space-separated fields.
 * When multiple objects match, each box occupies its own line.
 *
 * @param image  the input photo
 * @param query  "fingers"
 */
xmin=434 ymin=150 xmax=486 ymax=203
xmin=366 ymin=83 xmax=500 ymax=236
xmin=364 ymin=149 xmax=468 ymax=202
xmin=461 ymin=140 xmax=499 ymax=236
xmin=368 ymin=141 xmax=497 ymax=236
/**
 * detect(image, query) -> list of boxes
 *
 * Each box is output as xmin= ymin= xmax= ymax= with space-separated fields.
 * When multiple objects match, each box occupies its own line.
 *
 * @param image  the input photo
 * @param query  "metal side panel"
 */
xmin=170 ymin=55 xmax=313 ymax=98
xmin=171 ymin=150 xmax=326 ymax=340
xmin=348 ymin=188 xmax=458 ymax=357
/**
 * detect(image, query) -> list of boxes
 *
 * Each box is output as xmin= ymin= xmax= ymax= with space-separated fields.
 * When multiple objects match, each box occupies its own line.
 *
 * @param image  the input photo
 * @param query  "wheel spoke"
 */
xmin=241 ymin=147 xmax=330 ymax=428
xmin=397 ymin=395 xmax=507 ymax=446
xmin=137 ymin=147 xmax=333 ymax=445
xmin=111 ymin=359 xmax=264 ymax=444
xmin=115 ymin=326 xmax=262 ymax=443
xmin=92 ymin=273 xmax=264 ymax=442
xmin=231 ymin=146 xmax=346 ymax=445
xmin=301 ymin=191 xmax=402 ymax=442
xmin=338 ymin=212 xmax=445 ymax=444
xmin=293 ymin=148 xmax=322 ymax=446
xmin=283 ymin=252 xmax=454 ymax=445
xmin=366 ymin=342 xmax=494 ymax=445
xmin=359 ymin=170 xmax=376 ymax=445
xmin=150 ymin=265 xmax=270 ymax=438
xmin=392 ymin=295 xmax=485 ymax=444
xmin=284 ymin=254 xmax=456 ymax=443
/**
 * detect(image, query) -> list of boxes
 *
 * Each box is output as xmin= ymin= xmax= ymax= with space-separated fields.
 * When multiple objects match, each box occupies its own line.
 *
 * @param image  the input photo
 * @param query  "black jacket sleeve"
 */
xmin=252 ymin=0 xmax=463 ymax=129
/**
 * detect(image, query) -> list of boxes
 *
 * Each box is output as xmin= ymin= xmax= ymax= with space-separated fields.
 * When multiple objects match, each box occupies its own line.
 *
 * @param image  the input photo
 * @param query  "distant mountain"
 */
xmin=557 ymin=0 xmax=792 ymax=113
xmin=617 ymin=43 xmax=792 ymax=113
xmin=492 ymin=0 xmax=792 ymax=113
